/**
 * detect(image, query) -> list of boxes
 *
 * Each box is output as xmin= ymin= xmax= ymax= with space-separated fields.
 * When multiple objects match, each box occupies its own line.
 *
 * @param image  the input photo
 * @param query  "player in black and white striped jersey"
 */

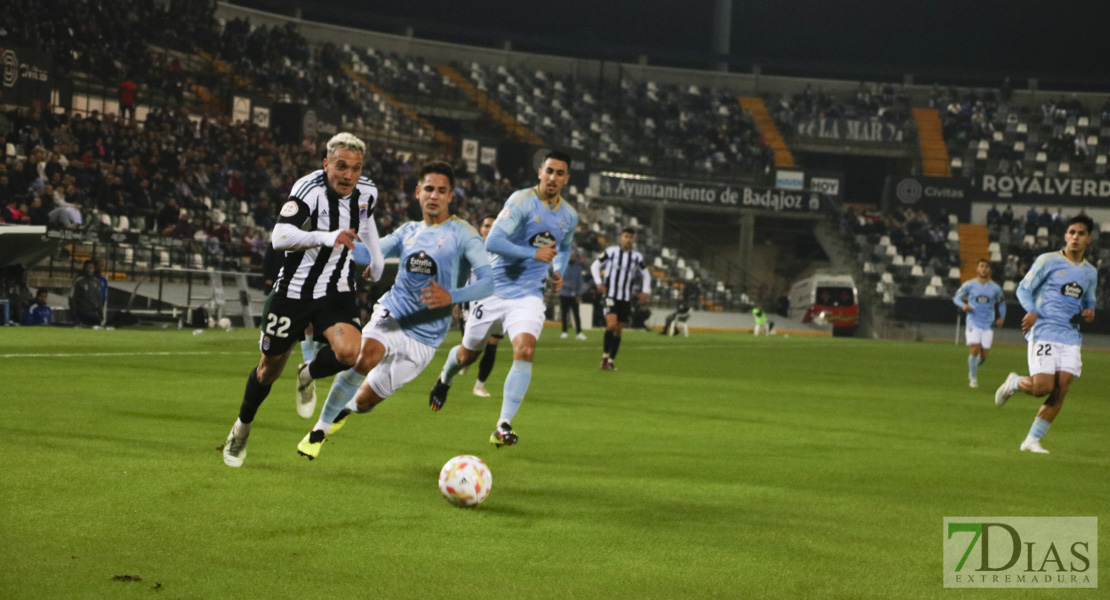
xmin=590 ymin=226 xmax=651 ymax=371
xmin=223 ymin=132 xmax=384 ymax=467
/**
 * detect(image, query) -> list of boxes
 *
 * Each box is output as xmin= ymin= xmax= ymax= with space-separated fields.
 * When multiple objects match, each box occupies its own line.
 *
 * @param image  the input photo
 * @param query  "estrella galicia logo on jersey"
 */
xmin=529 ymin=231 xmax=557 ymax=248
xmin=976 ymin=295 xmax=989 ymax=303
xmin=1061 ymin=282 xmax=1083 ymax=299
xmin=406 ymin=251 xmax=438 ymax=275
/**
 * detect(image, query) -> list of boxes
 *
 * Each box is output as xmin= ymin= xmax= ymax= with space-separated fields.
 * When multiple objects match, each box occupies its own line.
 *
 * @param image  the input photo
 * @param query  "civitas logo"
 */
xmin=896 ymin=178 xmax=922 ymax=204
xmin=2 ymin=49 xmax=17 ymax=88
xmin=943 ymin=517 xmax=1097 ymax=588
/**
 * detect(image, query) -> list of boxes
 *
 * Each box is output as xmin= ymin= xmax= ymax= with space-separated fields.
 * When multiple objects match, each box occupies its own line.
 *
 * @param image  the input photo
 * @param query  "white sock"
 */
xmin=233 ymin=419 xmax=250 ymax=436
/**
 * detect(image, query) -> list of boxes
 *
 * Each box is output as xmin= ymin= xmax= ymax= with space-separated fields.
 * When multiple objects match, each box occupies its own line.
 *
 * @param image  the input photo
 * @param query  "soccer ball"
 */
xmin=438 ymin=455 xmax=492 ymax=507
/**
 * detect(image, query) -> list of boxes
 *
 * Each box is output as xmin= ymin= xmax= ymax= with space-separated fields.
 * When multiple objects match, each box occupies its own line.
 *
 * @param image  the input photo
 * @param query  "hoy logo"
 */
xmin=943 ymin=517 xmax=1097 ymax=588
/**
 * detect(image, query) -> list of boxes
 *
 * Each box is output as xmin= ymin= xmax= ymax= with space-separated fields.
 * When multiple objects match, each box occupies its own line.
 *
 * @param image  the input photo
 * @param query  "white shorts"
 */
xmin=965 ymin=325 xmax=994 ymax=348
xmin=1027 ymin=338 xmax=1082 ymax=378
xmin=360 ymin=305 xmax=436 ymax=399
xmin=461 ymin=295 xmax=545 ymax=351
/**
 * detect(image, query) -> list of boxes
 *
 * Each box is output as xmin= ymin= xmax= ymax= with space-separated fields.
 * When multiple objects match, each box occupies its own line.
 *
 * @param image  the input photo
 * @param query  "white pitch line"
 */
xmin=0 ymin=351 xmax=252 ymax=359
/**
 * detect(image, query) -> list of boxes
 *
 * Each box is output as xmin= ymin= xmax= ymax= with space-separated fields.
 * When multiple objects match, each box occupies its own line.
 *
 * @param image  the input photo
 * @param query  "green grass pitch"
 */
xmin=2 ymin=326 xmax=1107 ymax=599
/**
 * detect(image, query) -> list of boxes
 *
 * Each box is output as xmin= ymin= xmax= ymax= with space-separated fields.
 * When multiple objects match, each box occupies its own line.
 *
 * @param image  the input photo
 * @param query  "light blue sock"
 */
xmin=440 ymin=345 xmax=464 ymax=385
xmin=499 ymin=360 xmax=532 ymax=424
xmin=317 ymin=369 xmax=363 ymax=431
xmin=301 ymin=337 xmax=316 ymax=363
xmin=968 ymin=354 xmax=979 ymax=379
xmin=1027 ymin=417 xmax=1051 ymax=440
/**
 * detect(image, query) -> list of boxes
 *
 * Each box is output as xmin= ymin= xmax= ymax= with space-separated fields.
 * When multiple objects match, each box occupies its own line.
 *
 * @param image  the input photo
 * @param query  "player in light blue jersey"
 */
xmin=953 ymin=259 xmax=1006 ymax=388
xmin=995 ymin=215 xmax=1097 ymax=454
xmin=429 ymin=150 xmax=579 ymax=448
xmin=296 ymin=162 xmax=493 ymax=460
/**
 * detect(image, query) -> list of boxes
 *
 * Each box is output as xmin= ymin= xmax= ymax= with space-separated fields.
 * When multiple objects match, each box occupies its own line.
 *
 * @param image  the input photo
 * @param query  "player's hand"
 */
xmin=596 ymin=284 xmax=607 ymax=296
xmin=420 ymin=279 xmax=452 ymax=309
xmin=452 ymin=305 xmax=461 ymax=319
xmin=962 ymin=304 xmax=972 ymax=312
xmin=534 ymin=242 xmax=557 ymax=264
xmin=1082 ymin=309 xmax=1095 ymax=323
xmin=333 ymin=228 xmax=357 ymax=250
xmin=1021 ymin=312 xmax=1038 ymax=334
xmin=994 ymin=317 xmax=1005 ymax=328
xmin=638 ymin=291 xmax=648 ymax=306
xmin=549 ymin=272 xmax=563 ymax=294
xmin=362 ymin=264 xmax=374 ymax=280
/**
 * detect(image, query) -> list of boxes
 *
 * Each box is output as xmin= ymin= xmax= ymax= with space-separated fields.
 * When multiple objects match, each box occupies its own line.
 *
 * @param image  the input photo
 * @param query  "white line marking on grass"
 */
xmin=1 ymin=351 xmax=252 ymax=359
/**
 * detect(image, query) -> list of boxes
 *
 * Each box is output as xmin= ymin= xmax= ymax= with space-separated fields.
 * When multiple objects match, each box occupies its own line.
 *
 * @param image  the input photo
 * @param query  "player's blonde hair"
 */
xmin=326 ymin=132 xmax=366 ymax=157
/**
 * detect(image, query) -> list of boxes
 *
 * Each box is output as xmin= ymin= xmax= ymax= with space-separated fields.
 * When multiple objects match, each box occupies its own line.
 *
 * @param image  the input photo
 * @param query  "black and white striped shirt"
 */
xmin=273 ymin=170 xmax=378 ymax=300
xmin=591 ymin=245 xmax=651 ymax=301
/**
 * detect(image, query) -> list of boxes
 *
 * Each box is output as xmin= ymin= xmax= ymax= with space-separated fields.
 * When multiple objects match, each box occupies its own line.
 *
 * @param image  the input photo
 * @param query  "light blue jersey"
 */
xmin=485 ymin=187 xmax=578 ymax=299
xmin=1016 ymin=251 xmax=1098 ymax=345
xmin=953 ymin=279 xmax=1006 ymax=329
xmin=377 ymin=217 xmax=490 ymax=347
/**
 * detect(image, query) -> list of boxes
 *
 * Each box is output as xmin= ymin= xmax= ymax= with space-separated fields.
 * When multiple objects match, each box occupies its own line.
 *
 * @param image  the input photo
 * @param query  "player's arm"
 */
xmin=450 ymin=236 xmax=494 ymax=304
xmin=272 ymin=197 xmax=354 ymax=251
xmin=551 ymin=219 xmax=577 ymax=276
xmin=1080 ymin=270 xmax=1097 ymax=322
xmin=422 ymin=236 xmax=493 ymax=309
xmin=638 ymin=262 xmax=652 ymax=304
xmin=358 ymin=196 xmax=385 ymax=281
xmin=1016 ymin=255 xmax=1049 ymax=333
xmin=485 ymin=198 xmax=553 ymax=262
xmin=1015 ymin=255 xmax=1048 ymax=314
xmin=590 ymin=254 xmax=607 ymax=295
xmin=994 ymin=286 xmax=1007 ymax=326
xmin=952 ymin=281 xmax=970 ymax=311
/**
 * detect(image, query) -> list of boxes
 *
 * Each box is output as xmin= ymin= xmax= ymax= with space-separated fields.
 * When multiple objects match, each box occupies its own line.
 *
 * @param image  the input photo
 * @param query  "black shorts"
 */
xmin=603 ymin=297 xmax=632 ymax=323
xmin=258 ymin=291 xmax=359 ymax=356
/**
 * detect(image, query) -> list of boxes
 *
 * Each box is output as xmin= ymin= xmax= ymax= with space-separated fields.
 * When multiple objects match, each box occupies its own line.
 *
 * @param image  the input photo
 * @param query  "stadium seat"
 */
xmin=1014 ymin=141 xmax=1025 ymax=152
xmin=1003 ymin=280 xmax=1017 ymax=293
xmin=881 ymin=272 xmax=894 ymax=285
xmin=951 ymin=157 xmax=963 ymax=169
xmin=1036 ymin=227 xmax=1049 ymax=238
xmin=879 ymin=235 xmax=891 ymax=246
xmin=1059 ymin=162 xmax=1071 ymax=174
xmin=885 ymin=245 xmax=897 ymax=257
xmin=924 ymin=285 xmax=939 ymax=297
xmin=988 ymin=242 xmax=1000 ymax=253
xmin=947 ymin=267 xmax=961 ymax=280
xmin=948 ymin=214 xmax=958 ymax=225
xmin=1023 ymin=234 xmax=1035 ymax=246
xmin=1079 ymin=116 xmax=1090 ymax=128
xmin=990 ymin=250 xmax=1002 ymax=262
xmin=947 ymin=230 xmax=959 ymax=242
xmin=911 ymin=265 xmax=924 ymax=277
xmin=1035 ymin=152 xmax=1047 ymax=163
xmin=891 ymin=255 xmax=905 ymax=266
